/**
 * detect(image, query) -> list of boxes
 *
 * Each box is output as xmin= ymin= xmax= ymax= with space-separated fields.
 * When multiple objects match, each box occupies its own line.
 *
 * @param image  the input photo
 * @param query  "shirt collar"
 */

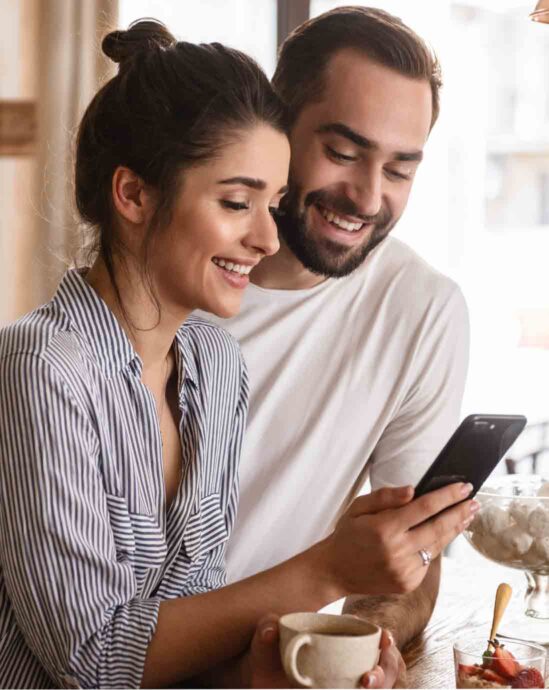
xmin=53 ymin=269 xmax=138 ymax=378
xmin=174 ymin=326 xmax=199 ymax=390
xmin=54 ymin=269 xmax=200 ymax=389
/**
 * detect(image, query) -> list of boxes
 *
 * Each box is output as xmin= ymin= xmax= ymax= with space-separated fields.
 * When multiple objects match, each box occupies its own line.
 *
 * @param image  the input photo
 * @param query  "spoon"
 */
xmin=487 ymin=583 xmax=513 ymax=652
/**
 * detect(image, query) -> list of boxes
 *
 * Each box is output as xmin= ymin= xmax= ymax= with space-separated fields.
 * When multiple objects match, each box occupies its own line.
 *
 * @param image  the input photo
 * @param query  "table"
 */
xmin=403 ymin=553 xmax=546 ymax=688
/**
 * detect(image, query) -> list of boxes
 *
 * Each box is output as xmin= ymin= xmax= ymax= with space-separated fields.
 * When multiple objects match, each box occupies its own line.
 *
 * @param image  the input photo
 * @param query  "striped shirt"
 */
xmin=0 ymin=269 xmax=248 ymax=689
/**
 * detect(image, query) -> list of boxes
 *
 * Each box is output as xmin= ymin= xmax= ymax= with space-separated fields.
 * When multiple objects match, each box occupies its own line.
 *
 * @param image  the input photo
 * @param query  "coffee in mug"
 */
xmin=279 ymin=612 xmax=381 ymax=689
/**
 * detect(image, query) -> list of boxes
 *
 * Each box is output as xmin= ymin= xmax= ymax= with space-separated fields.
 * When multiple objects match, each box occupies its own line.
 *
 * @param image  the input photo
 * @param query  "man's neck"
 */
xmin=250 ymin=238 xmax=328 ymax=291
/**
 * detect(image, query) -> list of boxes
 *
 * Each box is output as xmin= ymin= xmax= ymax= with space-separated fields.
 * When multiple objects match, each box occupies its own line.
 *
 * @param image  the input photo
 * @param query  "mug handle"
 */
xmin=282 ymin=633 xmax=314 ymax=688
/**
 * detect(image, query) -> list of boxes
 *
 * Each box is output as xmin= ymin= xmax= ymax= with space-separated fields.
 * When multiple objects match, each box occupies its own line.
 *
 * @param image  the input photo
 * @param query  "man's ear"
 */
xmin=111 ymin=166 xmax=154 ymax=225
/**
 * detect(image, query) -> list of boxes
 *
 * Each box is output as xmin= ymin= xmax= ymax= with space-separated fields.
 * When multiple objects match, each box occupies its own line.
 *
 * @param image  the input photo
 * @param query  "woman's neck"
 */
xmin=85 ymin=256 xmax=188 ymax=378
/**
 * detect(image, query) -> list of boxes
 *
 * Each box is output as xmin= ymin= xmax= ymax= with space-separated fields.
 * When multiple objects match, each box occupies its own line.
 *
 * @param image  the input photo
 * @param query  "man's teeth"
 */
xmin=212 ymin=258 xmax=252 ymax=275
xmin=319 ymin=207 xmax=363 ymax=232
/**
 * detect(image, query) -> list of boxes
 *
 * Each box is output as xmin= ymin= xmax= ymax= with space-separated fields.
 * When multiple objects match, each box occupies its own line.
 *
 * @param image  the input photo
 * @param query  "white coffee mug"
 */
xmin=279 ymin=612 xmax=382 ymax=689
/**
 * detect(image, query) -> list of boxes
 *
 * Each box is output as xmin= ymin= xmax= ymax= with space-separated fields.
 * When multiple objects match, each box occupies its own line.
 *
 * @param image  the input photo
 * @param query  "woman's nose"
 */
xmin=244 ymin=212 xmax=280 ymax=257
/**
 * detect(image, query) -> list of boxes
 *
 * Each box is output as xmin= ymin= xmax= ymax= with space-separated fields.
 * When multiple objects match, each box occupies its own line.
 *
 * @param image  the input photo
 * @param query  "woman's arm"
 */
xmin=141 ymin=539 xmax=337 ymax=687
xmin=0 ymin=353 xmax=161 ymax=688
xmin=141 ymin=483 xmax=473 ymax=688
xmin=0 ymin=352 xmax=473 ymax=689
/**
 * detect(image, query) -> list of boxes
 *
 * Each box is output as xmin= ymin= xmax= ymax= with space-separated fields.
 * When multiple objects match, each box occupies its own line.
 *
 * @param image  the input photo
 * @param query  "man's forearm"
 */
xmin=342 ymin=556 xmax=441 ymax=649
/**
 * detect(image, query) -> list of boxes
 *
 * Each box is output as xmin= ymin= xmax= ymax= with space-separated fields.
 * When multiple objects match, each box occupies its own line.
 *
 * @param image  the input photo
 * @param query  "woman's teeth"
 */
xmin=319 ymin=206 xmax=363 ymax=232
xmin=212 ymin=257 xmax=252 ymax=275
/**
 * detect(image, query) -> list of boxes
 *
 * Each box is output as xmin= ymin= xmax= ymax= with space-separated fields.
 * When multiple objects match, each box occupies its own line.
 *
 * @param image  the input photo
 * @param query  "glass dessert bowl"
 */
xmin=454 ymin=636 xmax=547 ymax=689
xmin=464 ymin=475 xmax=549 ymax=629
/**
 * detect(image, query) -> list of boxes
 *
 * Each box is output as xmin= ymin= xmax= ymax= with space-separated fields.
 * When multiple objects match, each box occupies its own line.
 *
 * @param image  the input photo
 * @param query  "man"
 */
xmin=199 ymin=6 xmax=469 ymax=686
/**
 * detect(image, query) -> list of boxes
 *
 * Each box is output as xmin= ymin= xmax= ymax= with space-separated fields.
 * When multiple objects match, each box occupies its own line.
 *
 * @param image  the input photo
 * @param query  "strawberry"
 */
xmin=492 ymin=646 xmax=520 ymax=679
xmin=511 ymin=668 xmax=545 ymax=689
xmin=481 ymin=668 xmax=511 ymax=685
xmin=459 ymin=664 xmax=482 ymax=677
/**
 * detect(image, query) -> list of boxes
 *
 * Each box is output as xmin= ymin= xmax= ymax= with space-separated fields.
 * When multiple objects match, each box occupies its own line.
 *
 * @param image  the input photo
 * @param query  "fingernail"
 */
xmin=399 ymin=485 xmax=413 ymax=497
xmin=460 ymin=482 xmax=474 ymax=497
xmin=261 ymin=625 xmax=277 ymax=642
xmin=470 ymin=500 xmax=480 ymax=513
xmin=364 ymin=673 xmax=374 ymax=688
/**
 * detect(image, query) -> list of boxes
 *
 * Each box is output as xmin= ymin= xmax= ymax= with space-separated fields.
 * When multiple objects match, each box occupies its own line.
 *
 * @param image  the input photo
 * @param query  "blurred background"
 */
xmin=2 ymin=0 xmax=549 ymax=471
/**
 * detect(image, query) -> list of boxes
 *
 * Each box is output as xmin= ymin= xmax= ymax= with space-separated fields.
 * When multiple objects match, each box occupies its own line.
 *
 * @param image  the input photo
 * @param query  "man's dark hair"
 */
xmin=273 ymin=5 xmax=442 ymax=128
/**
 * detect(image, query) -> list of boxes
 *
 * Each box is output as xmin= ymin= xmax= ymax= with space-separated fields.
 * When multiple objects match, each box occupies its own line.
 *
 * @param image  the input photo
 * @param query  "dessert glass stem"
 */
xmin=524 ymin=571 xmax=549 ymax=619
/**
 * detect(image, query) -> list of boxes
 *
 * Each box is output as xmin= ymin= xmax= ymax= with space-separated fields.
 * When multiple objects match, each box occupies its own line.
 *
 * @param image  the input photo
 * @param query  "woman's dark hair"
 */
xmin=76 ymin=19 xmax=287 ymax=324
xmin=273 ymin=6 xmax=442 ymax=129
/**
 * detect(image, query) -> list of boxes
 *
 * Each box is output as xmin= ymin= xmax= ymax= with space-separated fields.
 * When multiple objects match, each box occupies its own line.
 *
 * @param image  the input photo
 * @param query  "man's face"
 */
xmin=281 ymin=50 xmax=433 ymax=278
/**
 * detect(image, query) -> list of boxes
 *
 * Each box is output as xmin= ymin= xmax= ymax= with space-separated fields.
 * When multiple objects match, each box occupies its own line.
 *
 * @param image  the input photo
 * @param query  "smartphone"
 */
xmin=414 ymin=414 xmax=527 ymax=499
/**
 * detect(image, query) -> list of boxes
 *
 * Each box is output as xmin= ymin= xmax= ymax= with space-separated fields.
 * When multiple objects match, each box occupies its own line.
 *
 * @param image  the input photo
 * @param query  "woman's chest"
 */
xmin=87 ymin=376 xmax=231 ymax=593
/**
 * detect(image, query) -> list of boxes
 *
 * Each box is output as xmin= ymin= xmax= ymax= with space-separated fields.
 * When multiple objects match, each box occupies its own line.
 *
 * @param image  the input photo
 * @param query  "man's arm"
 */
xmin=186 ymin=484 xmax=473 ymax=688
xmin=348 ymin=286 xmax=468 ymax=651
xmin=342 ymin=555 xmax=441 ymax=649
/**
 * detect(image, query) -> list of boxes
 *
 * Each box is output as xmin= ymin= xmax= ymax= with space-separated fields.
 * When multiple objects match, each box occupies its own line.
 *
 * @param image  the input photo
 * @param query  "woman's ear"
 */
xmin=111 ymin=166 xmax=154 ymax=225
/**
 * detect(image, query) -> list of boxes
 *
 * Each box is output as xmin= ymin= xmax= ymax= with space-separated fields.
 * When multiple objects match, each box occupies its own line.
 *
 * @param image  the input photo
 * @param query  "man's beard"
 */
xmin=278 ymin=185 xmax=397 ymax=279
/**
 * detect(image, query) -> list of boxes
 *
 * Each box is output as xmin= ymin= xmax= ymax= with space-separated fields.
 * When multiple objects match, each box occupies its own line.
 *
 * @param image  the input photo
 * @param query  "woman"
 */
xmin=0 ymin=19 xmax=289 ymax=689
xmin=0 ymin=20 xmax=402 ymax=690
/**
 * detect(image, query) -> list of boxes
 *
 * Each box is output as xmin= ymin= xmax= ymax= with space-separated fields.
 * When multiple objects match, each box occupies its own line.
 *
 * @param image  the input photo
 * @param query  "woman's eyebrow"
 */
xmin=218 ymin=176 xmax=266 ymax=190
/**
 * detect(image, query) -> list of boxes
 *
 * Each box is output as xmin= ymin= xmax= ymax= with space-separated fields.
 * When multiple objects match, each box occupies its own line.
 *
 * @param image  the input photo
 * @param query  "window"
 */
xmin=119 ymin=0 xmax=277 ymax=76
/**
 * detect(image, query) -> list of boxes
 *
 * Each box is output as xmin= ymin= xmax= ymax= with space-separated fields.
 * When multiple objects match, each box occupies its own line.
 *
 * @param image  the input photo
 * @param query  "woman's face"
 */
xmin=150 ymin=123 xmax=290 ymax=319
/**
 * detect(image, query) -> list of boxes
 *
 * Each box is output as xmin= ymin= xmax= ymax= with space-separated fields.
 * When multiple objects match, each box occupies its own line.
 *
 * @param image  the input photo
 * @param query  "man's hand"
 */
xmin=247 ymin=615 xmax=404 ymax=688
xmin=324 ymin=482 xmax=477 ymax=597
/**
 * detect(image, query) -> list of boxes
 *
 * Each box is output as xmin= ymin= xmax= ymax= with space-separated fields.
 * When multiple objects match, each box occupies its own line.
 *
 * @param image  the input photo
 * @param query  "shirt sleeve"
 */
xmin=0 ymin=352 xmax=160 ymax=689
xmin=368 ymin=285 xmax=470 ymax=490
xmin=181 ymin=352 xmax=249 ymax=596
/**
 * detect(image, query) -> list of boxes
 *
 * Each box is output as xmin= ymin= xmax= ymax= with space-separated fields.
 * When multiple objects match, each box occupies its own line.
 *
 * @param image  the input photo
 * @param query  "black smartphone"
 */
xmin=414 ymin=414 xmax=527 ymax=499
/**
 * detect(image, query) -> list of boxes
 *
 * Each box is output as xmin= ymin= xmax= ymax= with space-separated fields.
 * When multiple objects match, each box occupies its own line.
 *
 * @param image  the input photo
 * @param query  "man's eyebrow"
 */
xmin=316 ymin=122 xmax=423 ymax=162
xmin=218 ymin=176 xmax=266 ymax=190
xmin=316 ymin=123 xmax=377 ymax=150
xmin=394 ymin=150 xmax=423 ymax=163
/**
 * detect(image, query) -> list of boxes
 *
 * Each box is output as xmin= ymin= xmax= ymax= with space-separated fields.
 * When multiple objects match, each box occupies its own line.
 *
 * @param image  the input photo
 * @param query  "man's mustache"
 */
xmin=303 ymin=189 xmax=391 ymax=226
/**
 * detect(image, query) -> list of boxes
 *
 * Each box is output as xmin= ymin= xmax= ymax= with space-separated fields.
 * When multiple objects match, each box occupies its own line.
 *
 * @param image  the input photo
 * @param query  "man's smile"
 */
xmin=316 ymin=203 xmax=365 ymax=232
xmin=310 ymin=204 xmax=372 ymax=246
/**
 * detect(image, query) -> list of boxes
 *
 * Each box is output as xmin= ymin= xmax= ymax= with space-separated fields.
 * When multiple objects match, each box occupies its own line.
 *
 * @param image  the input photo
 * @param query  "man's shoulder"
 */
xmin=376 ymin=237 xmax=457 ymax=289
xmin=365 ymin=237 xmax=464 ymax=310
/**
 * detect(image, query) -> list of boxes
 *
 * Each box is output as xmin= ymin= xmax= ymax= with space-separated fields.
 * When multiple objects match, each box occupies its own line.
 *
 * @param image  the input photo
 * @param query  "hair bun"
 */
xmin=102 ymin=18 xmax=176 ymax=65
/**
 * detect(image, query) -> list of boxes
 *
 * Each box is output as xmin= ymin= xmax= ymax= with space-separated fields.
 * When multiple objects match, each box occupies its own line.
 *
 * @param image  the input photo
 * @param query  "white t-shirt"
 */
xmin=198 ymin=237 xmax=469 ymax=582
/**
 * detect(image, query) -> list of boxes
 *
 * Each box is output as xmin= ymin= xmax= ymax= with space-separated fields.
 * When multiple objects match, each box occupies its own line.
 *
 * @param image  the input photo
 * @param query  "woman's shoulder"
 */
xmin=0 ymin=301 xmax=90 ymax=380
xmin=180 ymin=315 xmax=243 ymax=359
xmin=176 ymin=315 xmax=247 ymax=389
xmin=0 ymin=303 xmax=69 ymax=359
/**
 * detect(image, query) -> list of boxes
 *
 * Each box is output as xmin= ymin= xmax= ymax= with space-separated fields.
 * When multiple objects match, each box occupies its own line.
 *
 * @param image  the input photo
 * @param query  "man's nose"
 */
xmin=346 ymin=168 xmax=383 ymax=219
xmin=243 ymin=211 xmax=280 ymax=258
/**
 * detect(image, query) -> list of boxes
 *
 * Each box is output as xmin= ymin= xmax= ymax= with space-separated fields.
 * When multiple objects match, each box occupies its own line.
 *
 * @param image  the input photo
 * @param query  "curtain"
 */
xmin=31 ymin=0 xmax=118 ymax=310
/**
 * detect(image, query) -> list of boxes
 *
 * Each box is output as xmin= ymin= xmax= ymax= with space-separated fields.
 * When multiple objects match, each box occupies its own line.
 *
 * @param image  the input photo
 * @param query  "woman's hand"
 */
xmin=247 ymin=615 xmax=405 ymax=688
xmin=362 ymin=630 xmax=407 ymax=689
xmin=323 ymin=483 xmax=476 ymax=597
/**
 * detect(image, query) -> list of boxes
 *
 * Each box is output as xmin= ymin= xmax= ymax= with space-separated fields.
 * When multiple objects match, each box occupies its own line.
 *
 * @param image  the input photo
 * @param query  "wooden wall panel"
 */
xmin=0 ymin=100 xmax=36 ymax=156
